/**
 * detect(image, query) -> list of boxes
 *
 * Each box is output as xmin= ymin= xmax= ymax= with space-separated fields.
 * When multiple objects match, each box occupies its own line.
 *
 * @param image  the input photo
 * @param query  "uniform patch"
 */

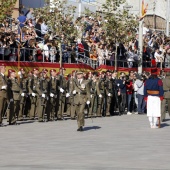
xmin=158 ymin=79 xmax=163 ymax=86
xmin=81 ymin=84 xmax=85 ymax=89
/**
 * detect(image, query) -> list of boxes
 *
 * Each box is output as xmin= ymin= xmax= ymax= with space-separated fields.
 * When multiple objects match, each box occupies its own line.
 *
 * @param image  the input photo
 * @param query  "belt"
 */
xmin=147 ymin=90 xmax=159 ymax=95
xmin=13 ymin=91 xmax=20 ymax=93
xmin=0 ymin=89 xmax=6 ymax=91
xmin=76 ymin=92 xmax=86 ymax=95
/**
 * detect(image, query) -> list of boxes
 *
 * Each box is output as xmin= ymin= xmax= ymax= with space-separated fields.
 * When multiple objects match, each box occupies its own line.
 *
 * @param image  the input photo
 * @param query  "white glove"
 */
xmin=10 ymin=99 xmax=14 ymax=102
xmin=32 ymin=93 xmax=36 ymax=97
xmin=66 ymin=93 xmax=70 ymax=98
xmin=50 ymin=93 xmax=54 ymax=97
xmin=73 ymin=90 xmax=76 ymax=94
xmin=86 ymin=101 xmax=90 ymax=105
xmin=117 ymin=83 xmax=120 ymax=86
xmin=42 ymin=94 xmax=45 ymax=98
xmin=1 ymin=85 xmax=7 ymax=90
xmin=18 ymin=71 xmax=21 ymax=75
xmin=108 ymin=93 xmax=111 ymax=97
xmin=90 ymin=94 xmax=93 ymax=98
xmin=60 ymin=88 xmax=64 ymax=93
xmin=99 ymin=94 xmax=102 ymax=98
xmin=21 ymin=93 xmax=25 ymax=97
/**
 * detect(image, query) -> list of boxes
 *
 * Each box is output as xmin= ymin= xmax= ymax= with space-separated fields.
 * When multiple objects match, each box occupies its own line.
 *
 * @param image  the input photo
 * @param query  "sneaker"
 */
xmin=127 ymin=112 xmax=132 ymax=115
xmin=134 ymin=112 xmax=138 ymax=115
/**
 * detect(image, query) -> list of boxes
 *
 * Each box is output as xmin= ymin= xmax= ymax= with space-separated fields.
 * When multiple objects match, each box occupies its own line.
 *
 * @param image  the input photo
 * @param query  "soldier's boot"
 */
xmin=106 ymin=103 xmax=111 ymax=116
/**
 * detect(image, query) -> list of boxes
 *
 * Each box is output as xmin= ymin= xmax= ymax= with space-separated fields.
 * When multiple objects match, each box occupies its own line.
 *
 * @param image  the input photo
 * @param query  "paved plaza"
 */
xmin=0 ymin=114 xmax=170 ymax=170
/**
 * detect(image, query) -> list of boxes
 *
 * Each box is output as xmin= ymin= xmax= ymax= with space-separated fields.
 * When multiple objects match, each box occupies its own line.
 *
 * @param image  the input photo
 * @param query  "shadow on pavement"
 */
xmin=161 ymin=123 xmax=170 ymax=128
xmin=83 ymin=126 xmax=101 ymax=131
xmin=17 ymin=120 xmax=35 ymax=125
xmin=162 ymin=118 xmax=170 ymax=122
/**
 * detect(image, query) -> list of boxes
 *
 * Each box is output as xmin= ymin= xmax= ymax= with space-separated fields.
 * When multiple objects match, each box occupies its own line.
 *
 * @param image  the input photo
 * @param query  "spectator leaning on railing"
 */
xmin=0 ymin=12 xmax=170 ymax=68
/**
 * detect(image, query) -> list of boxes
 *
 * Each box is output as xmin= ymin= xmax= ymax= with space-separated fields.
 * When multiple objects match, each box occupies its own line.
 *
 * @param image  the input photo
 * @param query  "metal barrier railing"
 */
xmin=0 ymin=47 xmax=170 ymax=69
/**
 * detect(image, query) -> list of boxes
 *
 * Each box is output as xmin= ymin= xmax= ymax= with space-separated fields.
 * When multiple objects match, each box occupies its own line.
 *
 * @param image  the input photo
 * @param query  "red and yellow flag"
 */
xmin=142 ymin=0 xmax=148 ymax=17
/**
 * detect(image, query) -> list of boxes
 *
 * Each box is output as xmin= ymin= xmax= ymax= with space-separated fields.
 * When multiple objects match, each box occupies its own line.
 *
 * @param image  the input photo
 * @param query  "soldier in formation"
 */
xmin=2 ymin=66 xmax=158 ymax=130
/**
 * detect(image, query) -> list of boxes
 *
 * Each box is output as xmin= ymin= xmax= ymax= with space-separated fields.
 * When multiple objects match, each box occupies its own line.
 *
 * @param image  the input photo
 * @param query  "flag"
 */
xmin=141 ymin=0 xmax=148 ymax=17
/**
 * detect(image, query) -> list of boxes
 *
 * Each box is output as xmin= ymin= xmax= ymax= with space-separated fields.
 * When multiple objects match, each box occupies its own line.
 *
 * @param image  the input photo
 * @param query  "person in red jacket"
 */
xmin=126 ymin=77 xmax=134 ymax=115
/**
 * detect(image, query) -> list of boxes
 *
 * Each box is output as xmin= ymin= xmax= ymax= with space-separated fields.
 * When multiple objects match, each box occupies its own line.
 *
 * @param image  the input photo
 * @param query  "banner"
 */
xmin=0 ymin=62 xmax=94 ymax=76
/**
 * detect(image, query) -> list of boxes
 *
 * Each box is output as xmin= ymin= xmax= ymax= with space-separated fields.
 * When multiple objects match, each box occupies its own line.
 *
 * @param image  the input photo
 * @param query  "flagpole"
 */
xmin=138 ymin=0 xmax=143 ymax=74
xmin=166 ymin=0 xmax=170 ymax=36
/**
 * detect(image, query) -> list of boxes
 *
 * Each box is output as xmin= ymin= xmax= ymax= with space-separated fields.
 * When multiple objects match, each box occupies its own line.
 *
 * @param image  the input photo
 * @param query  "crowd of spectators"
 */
xmin=0 ymin=8 xmax=170 ymax=69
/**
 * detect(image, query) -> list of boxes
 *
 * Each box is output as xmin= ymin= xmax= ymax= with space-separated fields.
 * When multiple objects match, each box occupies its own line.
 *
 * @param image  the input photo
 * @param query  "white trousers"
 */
xmin=148 ymin=117 xmax=158 ymax=126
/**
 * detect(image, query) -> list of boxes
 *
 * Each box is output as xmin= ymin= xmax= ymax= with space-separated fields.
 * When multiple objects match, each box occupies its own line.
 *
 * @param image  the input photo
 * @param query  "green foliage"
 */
xmin=102 ymin=0 xmax=138 ymax=43
xmin=34 ymin=0 xmax=77 ymax=42
xmin=0 ymin=0 xmax=17 ymax=21
xmin=83 ymin=0 xmax=138 ymax=44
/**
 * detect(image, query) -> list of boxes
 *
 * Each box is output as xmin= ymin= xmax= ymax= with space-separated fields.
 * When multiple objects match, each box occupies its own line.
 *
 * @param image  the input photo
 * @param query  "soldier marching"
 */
xmin=0 ymin=63 xmax=169 ymax=130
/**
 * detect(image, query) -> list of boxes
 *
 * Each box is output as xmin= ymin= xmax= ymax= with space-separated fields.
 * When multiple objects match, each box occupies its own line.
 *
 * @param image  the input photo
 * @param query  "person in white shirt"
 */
xmin=41 ymin=22 xmax=48 ymax=37
xmin=154 ymin=48 xmax=164 ymax=67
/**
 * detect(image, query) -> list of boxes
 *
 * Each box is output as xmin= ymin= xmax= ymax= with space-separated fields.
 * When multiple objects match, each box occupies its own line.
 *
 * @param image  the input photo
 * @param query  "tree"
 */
xmin=33 ymin=0 xmax=77 ymax=43
xmin=102 ymin=0 xmax=138 ymax=43
xmin=0 ymin=0 xmax=17 ymax=22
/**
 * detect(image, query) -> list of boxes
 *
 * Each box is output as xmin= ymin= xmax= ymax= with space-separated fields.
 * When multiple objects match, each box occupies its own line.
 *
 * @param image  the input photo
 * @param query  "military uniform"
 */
xmin=96 ymin=77 xmax=106 ymax=117
xmin=72 ymin=72 xmax=90 ymax=130
xmin=8 ymin=70 xmax=22 ymax=125
xmin=105 ymin=77 xmax=114 ymax=116
xmin=161 ymin=72 xmax=170 ymax=121
xmin=144 ymin=68 xmax=164 ymax=128
xmin=0 ymin=71 xmax=8 ymax=125
xmin=57 ymin=74 xmax=67 ymax=119
xmin=49 ymin=70 xmax=58 ymax=120
xmin=18 ymin=75 xmax=28 ymax=120
xmin=88 ymin=78 xmax=98 ymax=117
xmin=29 ymin=68 xmax=41 ymax=120
xmin=66 ymin=76 xmax=75 ymax=118
xmin=39 ymin=69 xmax=50 ymax=121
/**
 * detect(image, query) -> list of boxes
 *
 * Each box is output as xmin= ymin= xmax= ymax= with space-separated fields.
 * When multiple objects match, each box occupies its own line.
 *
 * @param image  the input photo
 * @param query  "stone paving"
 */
xmin=0 ymin=114 xmax=170 ymax=170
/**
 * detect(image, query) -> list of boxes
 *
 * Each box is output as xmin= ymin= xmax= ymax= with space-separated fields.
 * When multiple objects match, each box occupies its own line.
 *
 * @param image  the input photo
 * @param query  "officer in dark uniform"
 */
xmin=57 ymin=67 xmax=67 ymax=120
xmin=18 ymin=68 xmax=28 ymax=121
xmin=39 ymin=69 xmax=50 ymax=121
xmin=29 ymin=68 xmax=40 ymax=120
xmin=96 ymin=71 xmax=106 ymax=117
xmin=88 ymin=72 xmax=98 ymax=118
xmin=65 ymin=73 xmax=75 ymax=119
xmin=111 ymin=71 xmax=120 ymax=115
xmin=8 ymin=69 xmax=21 ymax=125
xmin=105 ymin=72 xmax=114 ymax=116
xmin=26 ymin=70 xmax=33 ymax=118
xmin=48 ymin=69 xmax=58 ymax=121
